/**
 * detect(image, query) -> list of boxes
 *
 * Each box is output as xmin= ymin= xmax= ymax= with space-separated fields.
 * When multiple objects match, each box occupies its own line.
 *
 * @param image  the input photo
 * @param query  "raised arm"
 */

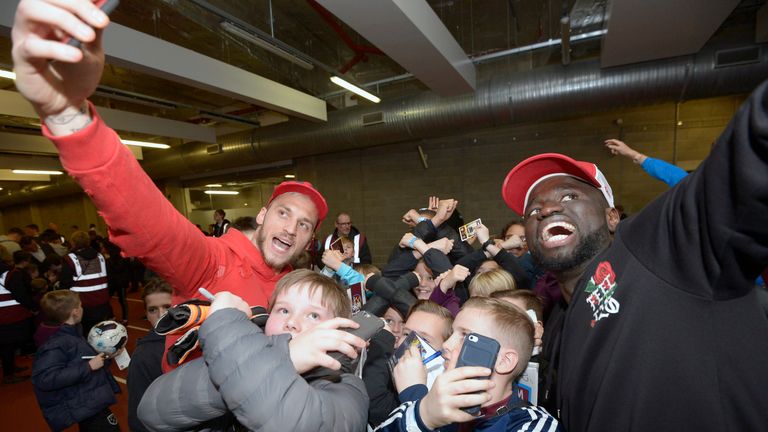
xmin=11 ymin=0 xmax=219 ymax=299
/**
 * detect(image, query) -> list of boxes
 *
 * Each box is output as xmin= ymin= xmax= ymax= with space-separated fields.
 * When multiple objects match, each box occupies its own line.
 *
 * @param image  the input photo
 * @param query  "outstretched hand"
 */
xmin=12 ymin=0 xmax=109 ymax=129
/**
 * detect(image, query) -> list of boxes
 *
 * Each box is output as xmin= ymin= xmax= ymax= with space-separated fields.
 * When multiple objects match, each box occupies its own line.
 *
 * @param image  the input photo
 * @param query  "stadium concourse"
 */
xmin=0 ymin=292 xmax=148 ymax=430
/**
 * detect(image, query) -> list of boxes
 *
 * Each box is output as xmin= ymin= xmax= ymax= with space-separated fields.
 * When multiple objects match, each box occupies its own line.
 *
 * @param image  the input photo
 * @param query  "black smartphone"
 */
xmin=454 ymin=332 xmax=500 ymax=415
xmin=319 ymin=311 xmax=383 ymax=375
xmin=345 ymin=310 xmax=385 ymax=341
xmin=66 ymin=0 xmax=121 ymax=49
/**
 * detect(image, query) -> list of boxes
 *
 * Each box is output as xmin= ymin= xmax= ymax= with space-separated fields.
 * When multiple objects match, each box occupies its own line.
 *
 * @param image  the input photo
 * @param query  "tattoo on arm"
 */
xmin=44 ymin=103 xmax=92 ymax=135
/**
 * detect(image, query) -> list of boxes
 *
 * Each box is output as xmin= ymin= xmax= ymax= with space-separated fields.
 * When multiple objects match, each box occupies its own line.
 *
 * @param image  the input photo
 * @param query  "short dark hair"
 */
xmin=499 ymin=219 xmax=524 ymax=239
xmin=232 ymin=216 xmax=258 ymax=231
xmin=13 ymin=250 xmax=31 ymax=265
xmin=19 ymin=236 xmax=36 ymax=247
xmin=142 ymin=277 xmax=173 ymax=302
xmin=7 ymin=227 xmax=24 ymax=236
xmin=215 ymin=209 xmax=226 ymax=217
xmin=25 ymin=224 xmax=39 ymax=232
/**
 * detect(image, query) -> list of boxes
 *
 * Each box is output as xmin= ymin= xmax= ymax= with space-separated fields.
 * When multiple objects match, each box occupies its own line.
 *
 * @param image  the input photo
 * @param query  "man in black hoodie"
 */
xmin=501 ymin=81 xmax=768 ymax=431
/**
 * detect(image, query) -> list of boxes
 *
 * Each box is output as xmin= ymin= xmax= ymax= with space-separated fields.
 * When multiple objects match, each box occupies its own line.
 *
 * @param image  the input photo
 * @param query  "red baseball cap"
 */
xmin=502 ymin=153 xmax=614 ymax=215
xmin=268 ymin=181 xmax=328 ymax=229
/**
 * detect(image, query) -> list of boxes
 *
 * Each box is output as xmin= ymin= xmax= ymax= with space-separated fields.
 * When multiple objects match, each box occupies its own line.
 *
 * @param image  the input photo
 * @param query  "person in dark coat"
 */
xmin=127 ymin=277 xmax=172 ymax=432
xmin=32 ymin=290 xmax=121 ymax=431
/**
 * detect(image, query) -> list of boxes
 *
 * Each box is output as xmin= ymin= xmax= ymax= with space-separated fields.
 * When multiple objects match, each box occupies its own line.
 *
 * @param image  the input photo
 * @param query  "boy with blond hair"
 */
xmin=139 ymin=269 xmax=369 ymax=431
xmin=379 ymin=297 xmax=560 ymax=432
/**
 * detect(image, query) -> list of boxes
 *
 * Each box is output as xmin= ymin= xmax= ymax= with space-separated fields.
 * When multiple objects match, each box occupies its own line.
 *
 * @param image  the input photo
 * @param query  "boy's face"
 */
xmin=398 ymin=310 xmax=448 ymax=350
xmin=145 ymin=292 xmax=173 ymax=328
xmin=265 ymin=283 xmax=334 ymax=337
xmin=383 ymin=307 xmax=404 ymax=343
xmin=72 ymin=302 xmax=83 ymax=324
xmin=441 ymin=307 xmax=500 ymax=370
xmin=412 ymin=262 xmax=436 ymax=300
xmin=342 ymin=242 xmax=354 ymax=260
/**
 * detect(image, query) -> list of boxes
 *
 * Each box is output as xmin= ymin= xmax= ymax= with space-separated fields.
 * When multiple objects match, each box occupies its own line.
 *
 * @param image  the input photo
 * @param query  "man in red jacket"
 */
xmin=10 ymin=0 xmax=328 ymax=371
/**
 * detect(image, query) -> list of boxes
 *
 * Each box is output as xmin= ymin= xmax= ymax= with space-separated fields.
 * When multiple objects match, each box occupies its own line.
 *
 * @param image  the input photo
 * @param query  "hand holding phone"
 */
xmin=418 ymin=359 xmax=494 ymax=429
xmin=454 ymin=333 xmax=500 ymax=415
xmin=66 ymin=0 xmax=120 ymax=49
xmin=290 ymin=312 xmax=383 ymax=375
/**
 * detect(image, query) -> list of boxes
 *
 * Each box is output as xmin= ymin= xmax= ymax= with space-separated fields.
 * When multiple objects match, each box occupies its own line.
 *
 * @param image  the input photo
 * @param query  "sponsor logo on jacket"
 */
xmin=584 ymin=261 xmax=620 ymax=327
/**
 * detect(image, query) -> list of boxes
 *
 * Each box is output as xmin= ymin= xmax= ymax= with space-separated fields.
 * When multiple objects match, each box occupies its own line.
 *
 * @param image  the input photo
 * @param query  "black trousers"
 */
xmin=79 ymin=408 xmax=120 ymax=432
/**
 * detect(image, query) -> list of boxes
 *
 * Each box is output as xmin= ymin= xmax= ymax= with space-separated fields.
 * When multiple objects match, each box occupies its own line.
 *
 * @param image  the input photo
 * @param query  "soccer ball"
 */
xmin=87 ymin=320 xmax=128 ymax=356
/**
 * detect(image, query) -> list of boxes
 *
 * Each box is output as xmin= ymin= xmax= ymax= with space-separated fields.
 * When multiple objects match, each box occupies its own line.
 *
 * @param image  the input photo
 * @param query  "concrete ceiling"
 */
xmin=0 ymin=0 xmax=763 ymax=198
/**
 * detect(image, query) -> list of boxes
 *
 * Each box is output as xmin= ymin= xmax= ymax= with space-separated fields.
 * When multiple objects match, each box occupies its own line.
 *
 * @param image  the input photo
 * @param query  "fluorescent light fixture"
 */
xmin=121 ymin=139 xmax=170 ymax=149
xmin=204 ymin=190 xmax=239 ymax=195
xmin=0 ymin=70 xmax=16 ymax=80
xmin=330 ymin=76 xmax=381 ymax=103
xmin=205 ymin=184 xmax=223 ymax=188
xmin=12 ymin=169 xmax=63 ymax=175
xmin=221 ymin=22 xmax=314 ymax=70
xmin=284 ymin=174 xmax=296 ymax=179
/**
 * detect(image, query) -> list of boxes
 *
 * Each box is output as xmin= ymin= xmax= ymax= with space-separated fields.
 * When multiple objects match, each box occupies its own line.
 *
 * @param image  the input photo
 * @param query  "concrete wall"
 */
xmin=0 ymin=94 xmax=744 ymax=266
xmin=302 ymin=94 xmax=744 ymax=266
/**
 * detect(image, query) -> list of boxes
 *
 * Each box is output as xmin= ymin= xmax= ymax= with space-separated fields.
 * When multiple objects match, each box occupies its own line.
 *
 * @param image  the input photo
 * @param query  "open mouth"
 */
xmin=541 ymin=221 xmax=575 ymax=246
xmin=272 ymin=237 xmax=293 ymax=253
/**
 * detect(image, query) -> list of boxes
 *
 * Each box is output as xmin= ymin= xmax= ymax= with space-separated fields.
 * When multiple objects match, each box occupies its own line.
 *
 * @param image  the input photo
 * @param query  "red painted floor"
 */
xmin=0 ymin=290 xmax=151 ymax=431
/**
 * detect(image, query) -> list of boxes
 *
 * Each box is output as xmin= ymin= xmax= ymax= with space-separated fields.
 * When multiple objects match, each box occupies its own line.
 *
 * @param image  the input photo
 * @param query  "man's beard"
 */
xmin=256 ymin=229 xmax=293 ymax=270
xmin=531 ymin=227 xmax=609 ymax=273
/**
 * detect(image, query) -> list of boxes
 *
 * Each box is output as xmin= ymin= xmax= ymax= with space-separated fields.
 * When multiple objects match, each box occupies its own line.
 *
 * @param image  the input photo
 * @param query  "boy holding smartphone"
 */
xmin=379 ymin=297 xmax=560 ymax=432
xmin=138 ymin=270 xmax=370 ymax=431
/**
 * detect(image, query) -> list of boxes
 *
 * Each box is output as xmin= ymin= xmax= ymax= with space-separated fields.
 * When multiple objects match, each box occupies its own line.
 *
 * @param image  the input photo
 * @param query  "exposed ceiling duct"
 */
xmin=1 ymin=43 xmax=766 ymax=207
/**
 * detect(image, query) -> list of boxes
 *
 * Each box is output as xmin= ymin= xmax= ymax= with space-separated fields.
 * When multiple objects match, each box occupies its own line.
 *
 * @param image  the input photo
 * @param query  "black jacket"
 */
xmin=127 ymin=329 xmax=165 ymax=432
xmin=363 ymin=330 xmax=399 ymax=427
xmin=557 ymin=80 xmax=768 ymax=431
xmin=32 ymin=324 xmax=120 ymax=431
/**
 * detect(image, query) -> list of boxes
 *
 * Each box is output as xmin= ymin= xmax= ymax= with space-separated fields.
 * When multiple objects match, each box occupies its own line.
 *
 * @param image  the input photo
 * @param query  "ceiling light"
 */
xmin=220 ymin=22 xmax=314 ymax=70
xmin=205 ymin=184 xmax=223 ymax=188
xmin=12 ymin=169 xmax=63 ymax=175
xmin=330 ymin=76 xmax=381 ymax=103
xmin=0 ymin=70 xmax=15 ymax=80
xmin=121 ymin=139 xmax=170 ymax=149
xmin=284 ymin=174 xmax=296 ymax=179
xmin=204 ymin=190 xmax=239 ymax=195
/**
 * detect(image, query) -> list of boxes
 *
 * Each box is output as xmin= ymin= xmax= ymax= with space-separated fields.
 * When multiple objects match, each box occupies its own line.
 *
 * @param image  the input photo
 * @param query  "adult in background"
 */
xmin=60 ymin=231 xmax=112 ymax=336
xmin=10 ymin=0 xmax=329 ymax=371
xmin=501 ymin=79 xmax=768 ymax=431
xmin=320 ymin=212 xmax=372 ymax=264
xmin=211 ymin=209 xmax=230 ymax=238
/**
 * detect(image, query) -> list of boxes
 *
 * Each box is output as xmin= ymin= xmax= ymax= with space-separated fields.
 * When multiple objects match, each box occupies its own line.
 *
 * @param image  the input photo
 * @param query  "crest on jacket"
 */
xmin=584 ymin=261 xmax=620 ymax=327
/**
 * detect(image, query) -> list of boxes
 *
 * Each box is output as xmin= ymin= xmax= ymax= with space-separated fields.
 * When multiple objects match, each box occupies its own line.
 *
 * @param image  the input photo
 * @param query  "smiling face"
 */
xmin=255 ymin=192 xmax=318 ymax=271
xmin=524 ymin=176 xmax=617 ymax=274
xmin=264 ymin=284 xmax=334 ymax=337
xmin=412 ymin=261 xmax=436 ymax=300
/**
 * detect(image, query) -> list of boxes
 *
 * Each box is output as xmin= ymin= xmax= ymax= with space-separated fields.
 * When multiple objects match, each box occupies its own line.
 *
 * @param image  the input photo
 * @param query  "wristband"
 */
xmin=408 ymin=236 xmax=418 ymax=248
xmin=481 ymin=239 xmax=494 ymax=251
xmin=417 ymin=216 xmax=428 ymax=223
